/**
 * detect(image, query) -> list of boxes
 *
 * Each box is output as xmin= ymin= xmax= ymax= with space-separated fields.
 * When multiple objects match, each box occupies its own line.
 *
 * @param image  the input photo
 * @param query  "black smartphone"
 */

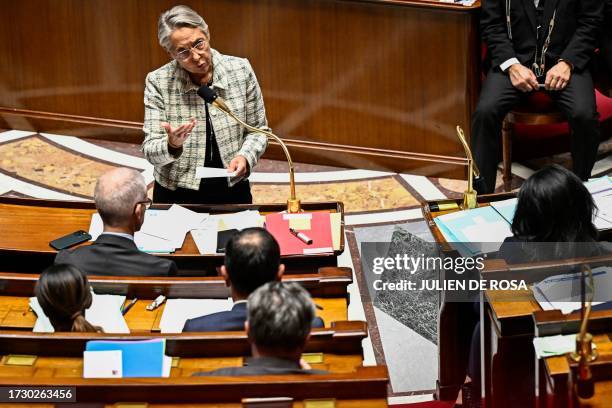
xmin=49 ymin=230 xmax=92 ymax=250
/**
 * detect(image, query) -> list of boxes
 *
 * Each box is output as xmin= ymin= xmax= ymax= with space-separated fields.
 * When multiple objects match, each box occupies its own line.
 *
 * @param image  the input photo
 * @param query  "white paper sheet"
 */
xmin=83 ymin=350 xmax=123 ymax=378
xmin=209 ymin=210 xmax=263 ymax=231
xmin=195 ymin=166 xmax=237 ymax=179
xmin=89 ymin=213 xmax=176 ymax=253
xmin=31 ymin=293 xmax=129 ymax=333
xmin=191 ymin=222 xmax=218 ymax=255
xmin=159 ymin=298 xmax=232 ymax=333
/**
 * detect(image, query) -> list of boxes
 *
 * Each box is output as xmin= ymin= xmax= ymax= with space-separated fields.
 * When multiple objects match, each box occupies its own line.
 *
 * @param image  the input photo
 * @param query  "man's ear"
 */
xmin=276 ymin=264 xmax=285 ymax=281
xmin=134 ymin=203 xmax=145 ymax=232
xmin=221 ymin=265 xmax=231 ymax=288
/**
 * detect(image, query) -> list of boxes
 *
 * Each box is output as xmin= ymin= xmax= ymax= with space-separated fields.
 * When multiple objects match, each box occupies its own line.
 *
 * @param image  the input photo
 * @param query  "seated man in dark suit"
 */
xmin=55 ymin=167 xmax=177 ymax=277
xmin=183 ymin=227 xmax=324 ymax=331
xmin=472 ymin=0 xmax=603 ymax=194
xmin=196 ymin=282 xmax=327 ymax=376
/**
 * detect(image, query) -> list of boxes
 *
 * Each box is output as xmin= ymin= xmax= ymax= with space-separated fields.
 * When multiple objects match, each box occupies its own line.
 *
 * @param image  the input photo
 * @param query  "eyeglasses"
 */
xmin=135 ymin=197 xmax=153 ymax=211
xmin=174 ymin=38 xmax=208 ymax=61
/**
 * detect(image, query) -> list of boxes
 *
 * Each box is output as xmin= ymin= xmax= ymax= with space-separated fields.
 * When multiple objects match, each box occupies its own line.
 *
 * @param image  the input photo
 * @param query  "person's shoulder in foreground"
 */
xmin=55 ymin=167 xmax=177 ymax=277
xmin=193 ymin=281 xmax=327 ymax=376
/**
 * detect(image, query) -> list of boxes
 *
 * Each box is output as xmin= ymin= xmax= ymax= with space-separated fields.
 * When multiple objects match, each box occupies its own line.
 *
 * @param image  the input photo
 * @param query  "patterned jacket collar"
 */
xmin=174 ymin=48 xmax=229 ymax=95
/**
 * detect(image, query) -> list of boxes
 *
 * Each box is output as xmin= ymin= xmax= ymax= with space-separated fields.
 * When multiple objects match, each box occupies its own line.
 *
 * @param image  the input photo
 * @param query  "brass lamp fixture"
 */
xmin=455 ymin=126 xmax=481 ymax=209
xmin=569 ymin=264 xmax=597 ymax=399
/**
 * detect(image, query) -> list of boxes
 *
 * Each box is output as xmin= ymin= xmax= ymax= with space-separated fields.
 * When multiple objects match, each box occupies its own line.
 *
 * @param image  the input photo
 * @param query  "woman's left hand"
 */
xmin=228 ymin=155 xmax=248 ymax=177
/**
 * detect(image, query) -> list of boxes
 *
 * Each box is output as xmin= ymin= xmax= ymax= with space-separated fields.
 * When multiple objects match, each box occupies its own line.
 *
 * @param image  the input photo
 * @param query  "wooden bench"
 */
xmin=0 ymin=366 xmax=389 ymax=406
xmin=0 ymin=267 xmax=353 ymax=331
xmin=0 ymin=321 xmax=368 ymax=376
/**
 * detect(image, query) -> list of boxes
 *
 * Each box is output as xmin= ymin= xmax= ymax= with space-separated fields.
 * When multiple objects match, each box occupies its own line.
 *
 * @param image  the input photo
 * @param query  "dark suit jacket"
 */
xmin=603 ymin=0 xmax=612 ymax=73
xmin=194 ymin=356 xmax=328 ymax=376
xmin=182 ymin=302 xmax=325 ymax=332
xmin=55 ymin=234 xmax=177 ymax=277
xmin=482 ymin=0 xmax=603 ymax=72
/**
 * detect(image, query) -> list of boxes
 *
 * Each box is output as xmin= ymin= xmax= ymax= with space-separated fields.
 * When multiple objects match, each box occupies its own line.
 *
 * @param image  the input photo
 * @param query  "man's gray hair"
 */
xmin=94 ymin=168 xmax=146 ymax=227
xmin=247 ymin=282 xmax=315 ymax=352
xmin=158 ymin=5 xmax=210 ymax=52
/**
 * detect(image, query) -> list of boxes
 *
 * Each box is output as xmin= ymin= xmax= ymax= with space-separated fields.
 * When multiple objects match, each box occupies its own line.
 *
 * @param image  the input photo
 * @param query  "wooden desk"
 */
xmin=481 ymin=258 xmax=612 ymax=408
xmin=539 ymin=336 xmax=612 ymax=408
xmin=0 ymin=365 xmax=389 ymax=406
xmin=0 ymin=297 xmax=347 ymax=333
xmin=422 ymin=195 xmax=612 ymax=402
xmin=0 ymin=197 xmax=344 ymax=275
xmin=421 ymin=193 xmax=516 ymax=400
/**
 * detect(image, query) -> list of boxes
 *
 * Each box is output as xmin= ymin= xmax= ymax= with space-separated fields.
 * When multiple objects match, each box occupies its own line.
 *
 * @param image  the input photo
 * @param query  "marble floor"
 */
xmin=2 ymin=128 xmax=611 ymax=404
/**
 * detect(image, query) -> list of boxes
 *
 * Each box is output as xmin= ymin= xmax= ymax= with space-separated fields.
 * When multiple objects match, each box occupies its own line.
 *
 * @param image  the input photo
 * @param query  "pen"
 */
xmin=289 ymin=228 xmax=313 ymax=245
xmin=121 ymin=297 xmax=138 ymax=316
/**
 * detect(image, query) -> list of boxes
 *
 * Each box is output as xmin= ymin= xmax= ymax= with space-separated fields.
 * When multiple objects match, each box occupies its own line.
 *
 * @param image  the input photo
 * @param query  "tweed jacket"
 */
xmin=142 ymin=49 xmax=269 ymax=190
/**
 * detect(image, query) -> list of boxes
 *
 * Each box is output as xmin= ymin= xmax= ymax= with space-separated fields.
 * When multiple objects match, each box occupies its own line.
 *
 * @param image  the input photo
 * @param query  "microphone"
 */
xmin=197 ymin=86 xmax=231 ymax=114
xmin=196 ymin=85 xmax=301 ymax=213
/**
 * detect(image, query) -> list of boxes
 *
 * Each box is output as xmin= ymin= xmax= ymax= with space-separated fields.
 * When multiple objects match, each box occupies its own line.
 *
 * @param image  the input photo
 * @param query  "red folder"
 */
xmin=265 ymin=212 xmax=333 ymax=256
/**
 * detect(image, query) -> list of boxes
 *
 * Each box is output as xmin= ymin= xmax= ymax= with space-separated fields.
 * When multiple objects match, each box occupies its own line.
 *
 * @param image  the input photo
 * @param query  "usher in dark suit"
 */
xmin=55 ymin=234 xmax=177 ymax=277
xmin=182 ymin=301 xmax=325 ymax=332
xmin=472 ymin=0 xmax=603 ymax=193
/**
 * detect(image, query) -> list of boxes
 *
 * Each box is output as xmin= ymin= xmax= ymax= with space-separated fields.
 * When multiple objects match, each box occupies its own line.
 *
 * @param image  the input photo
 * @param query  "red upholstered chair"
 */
xmin=503 ymin=90 xmax=612 ymax=191
xmin=501 ymin=92 xmax=565 ymax=191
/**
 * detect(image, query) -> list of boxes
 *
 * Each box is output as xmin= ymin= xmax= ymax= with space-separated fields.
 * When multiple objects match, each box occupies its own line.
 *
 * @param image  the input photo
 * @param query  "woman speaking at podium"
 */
xmin=142 ymin=5 xmax=269 ymax=204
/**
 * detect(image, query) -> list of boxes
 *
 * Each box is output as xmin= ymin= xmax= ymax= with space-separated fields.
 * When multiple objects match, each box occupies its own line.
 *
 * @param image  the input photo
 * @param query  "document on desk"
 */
xmin=89 ymin=213 xmax=176 ymax=253
xmin=532 ymin=334 xmax=596 ymax=358
xmin=532 ymin=267 xmax=611 ymax=314
xmin=434 ymin=206 xmax=512 ymax=256
xmin=31 ymin=292 xmax=129 ymax=333
xmin=195 ymin=166 xmax=237 ymax=179
xmin=159 ymin=298 xmax=232 ymax=333
xmin=139 ymin=205 xmax=209 ymax=249
xmin=191 ymin=221 xmax=218 ymax=255
xmin=588 ymin=177 xmax=612 ymax=229
xmin=86 ymin=338 xmax=166 ymax=377
xmin=210 ymin=210 xmax=263 ymax=231
xmin=490 ymin=198 xmax=517 ymax=224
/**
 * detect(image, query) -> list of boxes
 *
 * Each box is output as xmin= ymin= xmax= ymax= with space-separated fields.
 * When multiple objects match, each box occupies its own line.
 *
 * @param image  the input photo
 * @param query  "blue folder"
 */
xmin=85 ymin=339 xmax=165 ymax=377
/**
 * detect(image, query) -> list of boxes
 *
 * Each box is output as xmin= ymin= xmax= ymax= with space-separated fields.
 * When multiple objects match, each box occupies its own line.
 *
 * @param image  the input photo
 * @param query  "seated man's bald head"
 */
xmin=224 ymin=228 xmax=282 ymax=297
xmin=94 ymin=168 xmax=147 ymax=228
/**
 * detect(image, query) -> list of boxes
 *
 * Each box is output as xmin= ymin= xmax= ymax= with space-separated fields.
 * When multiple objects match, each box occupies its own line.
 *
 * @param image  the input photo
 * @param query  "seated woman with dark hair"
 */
xmin=35 ymin=264 xmax=102 ymax=333
xmin=499 ymin=164 xmax=599 ymax=263
xmin=462 ymin=165 xmax=606 ymax=408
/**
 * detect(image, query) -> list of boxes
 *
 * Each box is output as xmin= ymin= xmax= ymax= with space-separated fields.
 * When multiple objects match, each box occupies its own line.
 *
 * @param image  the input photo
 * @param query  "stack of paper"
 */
xmin=89 ymin=204 xmax=210 ymax=253
xmin=84 ymin=338 xmax=171 ymax=378
xmin=434 ymin=206 xmax=513 ymax=256
xmin=158 ymin=298 xmax=232 ymax=333
xmin=140 ymin=204 xmax=209 ymax=249
xmin=209 ymin=210 xmax=264 ymax=231
xmin=190 ymin=210 xmax=263 ymax=255
xmin=30 ymin=292 xmax=129 ymax=333
xmin=587 ymin=176 xmax=612 ymax=229
xmin=532 ymin=267 xmax=611 ymax=314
